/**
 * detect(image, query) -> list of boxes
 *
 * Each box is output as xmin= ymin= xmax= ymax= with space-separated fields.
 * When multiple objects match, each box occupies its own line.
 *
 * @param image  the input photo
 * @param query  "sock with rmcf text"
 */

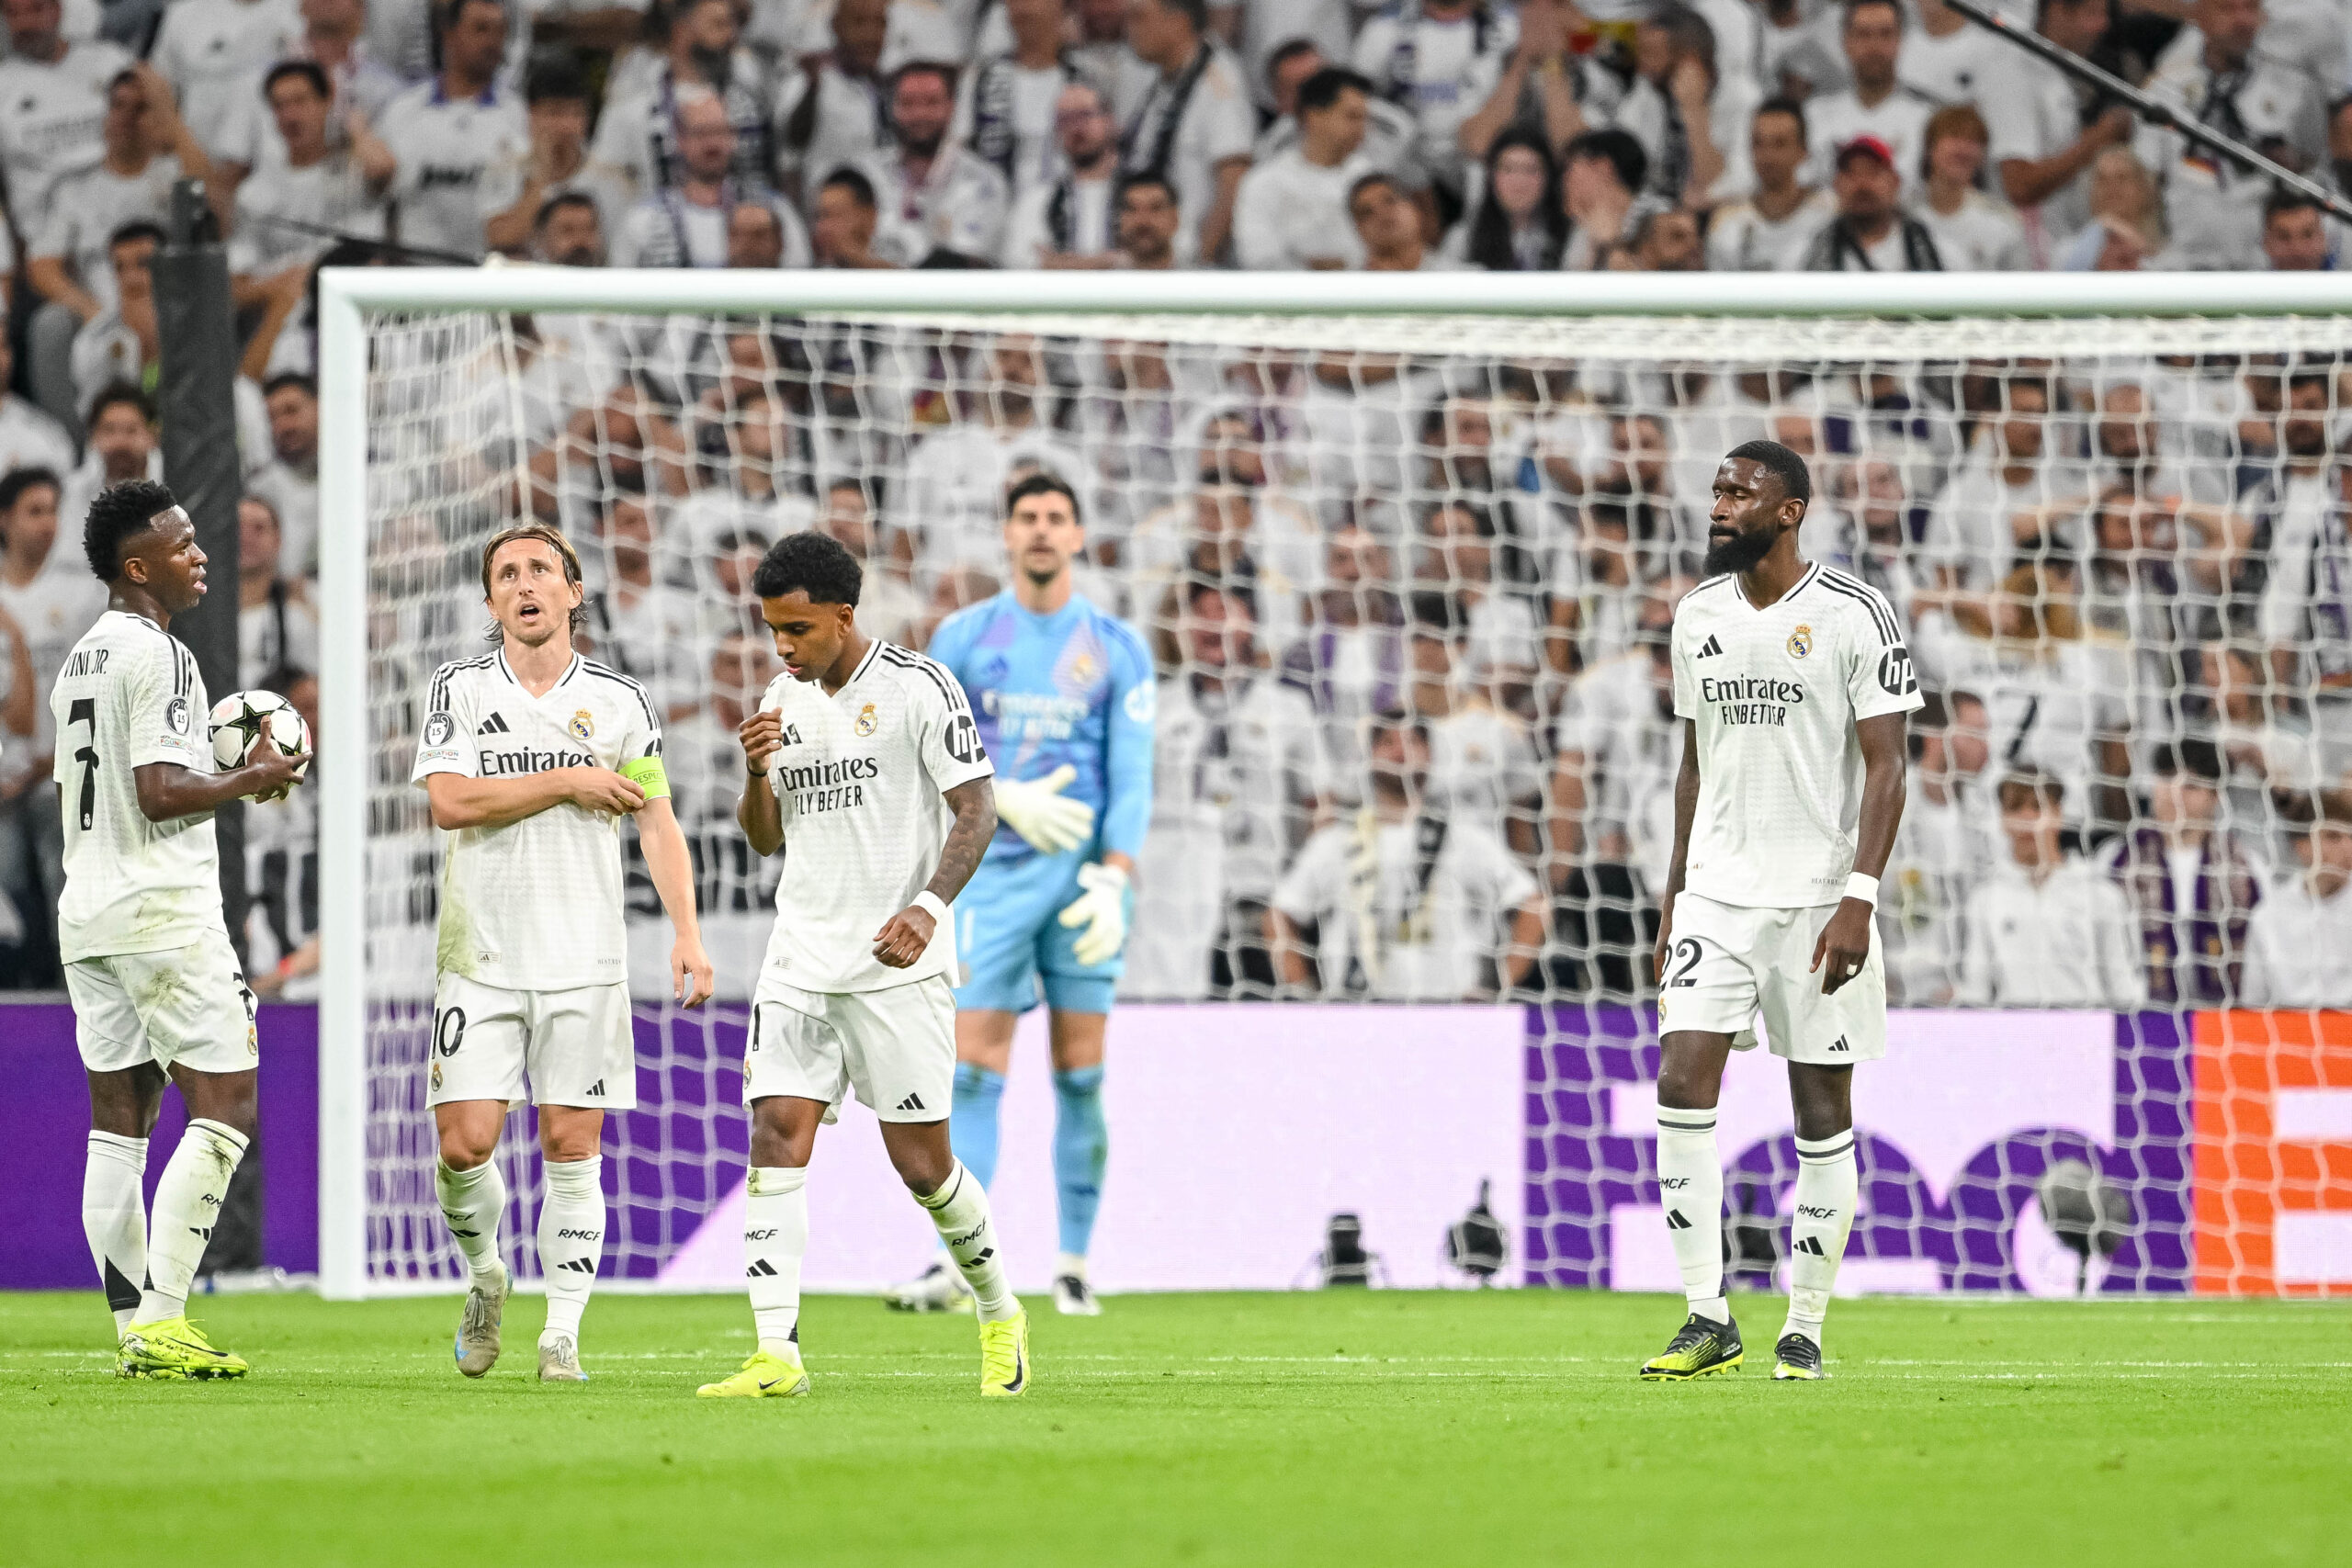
xmin=1655 ymin=1106 xmax=1727 ymax=1325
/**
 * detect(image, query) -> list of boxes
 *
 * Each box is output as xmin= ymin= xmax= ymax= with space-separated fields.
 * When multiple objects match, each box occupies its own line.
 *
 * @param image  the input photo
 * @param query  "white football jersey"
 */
xmin=1671 ymin=562 xmax=1923 ymax=909
xmin=50 ymin=611 xmax=225 ymax=962
xmin=756 ymin=640 xmax=995 ymax=994
xmin=413 ymin=649 xmax=662 ymax=991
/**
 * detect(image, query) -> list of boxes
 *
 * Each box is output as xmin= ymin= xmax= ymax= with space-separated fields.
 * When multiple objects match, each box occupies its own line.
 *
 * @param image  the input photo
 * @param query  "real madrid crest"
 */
xmin=431 ymin=1060 xmax=444 ymax=1092
xmin=854 ymin=703 xmax=878 ymax=737
xmin=570 ymin=708 xmax=595 ymax=741
xmin=1070 ymin=652 xmax=1095 ymax=683
xmin=1786 ymin=624 xmax=1813 ymax=660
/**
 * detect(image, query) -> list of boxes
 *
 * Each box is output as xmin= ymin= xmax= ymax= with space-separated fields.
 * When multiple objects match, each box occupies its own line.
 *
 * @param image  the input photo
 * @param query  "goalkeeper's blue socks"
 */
xmin=1052 ymin=1066 xmax=1108 ymax=1260
xmin=950 ymin=1062 xmax=1005 ymax=1190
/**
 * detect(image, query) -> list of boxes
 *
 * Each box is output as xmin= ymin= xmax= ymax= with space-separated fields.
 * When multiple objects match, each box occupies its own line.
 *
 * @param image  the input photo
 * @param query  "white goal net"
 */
xmin=320 ymin=274 xmax=2352 ymax=1300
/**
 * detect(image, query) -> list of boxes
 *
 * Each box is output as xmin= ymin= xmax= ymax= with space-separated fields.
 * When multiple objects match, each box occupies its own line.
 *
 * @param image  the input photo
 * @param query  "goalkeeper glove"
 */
xmin=1057 ymin=862 xmax=1130 ymax=967
xmin=992 ymin=763 xmax=1097 ymax=854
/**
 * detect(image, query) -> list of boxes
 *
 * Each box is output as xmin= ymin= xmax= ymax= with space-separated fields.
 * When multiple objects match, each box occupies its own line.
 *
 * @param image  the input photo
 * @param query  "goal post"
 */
xmin=316 ymin=267 xmax=2352 ymax=1301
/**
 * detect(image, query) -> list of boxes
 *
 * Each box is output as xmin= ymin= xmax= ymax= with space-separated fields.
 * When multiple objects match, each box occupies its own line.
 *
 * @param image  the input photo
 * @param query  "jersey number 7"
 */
xmin=68 ymin=697 xmax=98 ymax=830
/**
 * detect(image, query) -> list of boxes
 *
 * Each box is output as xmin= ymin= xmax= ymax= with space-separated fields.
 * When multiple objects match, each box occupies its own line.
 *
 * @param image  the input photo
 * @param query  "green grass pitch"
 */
xmin=4 ymin=1289 xmax=2346 ymax=1566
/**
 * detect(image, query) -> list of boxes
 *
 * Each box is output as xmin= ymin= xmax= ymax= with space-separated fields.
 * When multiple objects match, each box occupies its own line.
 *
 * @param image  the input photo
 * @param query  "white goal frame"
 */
xmin=313 ymin=266 xmax=2352 ymax=1299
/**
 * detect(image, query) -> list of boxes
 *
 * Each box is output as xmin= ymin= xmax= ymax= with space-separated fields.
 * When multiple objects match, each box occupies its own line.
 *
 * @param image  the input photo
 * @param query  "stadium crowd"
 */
xmin=0 ymin=0 xmax=2350 ymax=1007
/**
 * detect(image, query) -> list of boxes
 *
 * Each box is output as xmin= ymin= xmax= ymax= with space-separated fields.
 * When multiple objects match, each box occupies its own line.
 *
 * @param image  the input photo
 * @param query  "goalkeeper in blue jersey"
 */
xmin=888 ymin=471 xmax=1155 ymax=1316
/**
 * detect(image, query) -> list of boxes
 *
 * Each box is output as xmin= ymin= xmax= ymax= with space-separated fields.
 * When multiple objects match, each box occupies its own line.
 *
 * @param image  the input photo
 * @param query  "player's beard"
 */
xmin=1702 ymin=524 xmax=1774 ymax=578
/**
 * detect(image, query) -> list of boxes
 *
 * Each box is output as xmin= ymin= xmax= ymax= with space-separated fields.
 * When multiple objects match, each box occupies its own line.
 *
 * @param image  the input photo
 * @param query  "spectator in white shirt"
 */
xmin=1001 ymin=79 xmax=1124 ymax=267
xmin=1120 ymin=0 xmax=1254 ymax=265
xmin=1802 ymin=132 xmax=1944 ymax=270
xmin=1979 ymin=0 xmax=2132 ymax=266
xmin=376 ymin=0 xmax=527 ymax=259
xmin=1915 ymin=103 xmax=2030 ymax=271
xmin=1270 ymin=708 xmax=1544 ymax=1001
xmin=1351 ymin=0 xmax=1515 ymax=210
xmin=772 ymin=0 xmax=891 ymax=212
xmin=1254 ymin=36 xmax=1419 ymax=174
xmin=68 ymin=221 xmax=160 ymax=420
xmin=1802 ymin=0 xmax=1936 ymax=200
xmin=1114 ymin=169 xmax=1189 ymax=268
xmin=531 ymin=188 xmax=605 ymax=265
xmin=2135 ymin=0 xmax=2324 ymax=270
xmin=228 ymin=61 xmax=394 ymax=306
xmin=0 ymin=331 xmax=74 ymax=477
xmin=1450 ymin=128 xmax=1568 ymax=270
xmin=1706 ymin=96 xmax=1835 ymax=271
xmin=810 ymin=166 xmax=895 ymax=267
xmin=1234 ymin=65 xmax=1374 ymax=270
xmin=955 ymin=0 xmax=1080 ymax=200
xmin=0 ymin=0 xmax=134 ymax=239
xmin=1560 ymin=128 xmax=1645 ymax=270
xmin=30 ymin=64 xmax=207 ymax=325
xmin=612 ymin=87 xmax=808 ymax=267
xmin=2261 ymin=188 xmax=2334 ymax=270
xmin=1351 ymin=168 xmax=1458 ymax=269
xmin=251 ymin=372 xmax=322 ymax=577
xmin=482 ymin=52 xmax=632 ymax=254
xmin=858 ymin=61 xmax=1012 ymax=267
xmin=1614 ymin=1 xmax=1729 ymax=209
xmin=151 ymin=0 xmax=303 ymax=161
xmin=590 ymin=0 xmax=775 ymax=200
xmin=2240 ymin=790 xmax=2352 ymax=1006
xmin=1959 ymin=769 xmax=2147 ymax=1008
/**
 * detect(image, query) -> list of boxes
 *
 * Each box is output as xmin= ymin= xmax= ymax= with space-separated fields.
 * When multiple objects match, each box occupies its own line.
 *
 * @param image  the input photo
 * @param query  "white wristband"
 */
xmin=1843 ymin=873 xmax=1881 ymax=908
xmin=912 ymin=890 xmax=950 ymax=925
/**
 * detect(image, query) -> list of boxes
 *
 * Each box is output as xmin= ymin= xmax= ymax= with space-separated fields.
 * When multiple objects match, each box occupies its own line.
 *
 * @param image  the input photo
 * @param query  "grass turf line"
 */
xmin=4 ymin=1290 xmax=2345 ymax=1567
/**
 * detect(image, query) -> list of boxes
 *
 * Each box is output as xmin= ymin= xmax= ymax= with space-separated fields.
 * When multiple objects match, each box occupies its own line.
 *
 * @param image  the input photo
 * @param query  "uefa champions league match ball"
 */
xmin=209 ymin=690 xmax=312 ymax=795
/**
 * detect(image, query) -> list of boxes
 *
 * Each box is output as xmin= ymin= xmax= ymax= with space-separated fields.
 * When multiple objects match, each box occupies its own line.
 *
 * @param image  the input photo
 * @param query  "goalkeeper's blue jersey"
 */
xmin=925 ymin=589 xmax=1156 ymax=866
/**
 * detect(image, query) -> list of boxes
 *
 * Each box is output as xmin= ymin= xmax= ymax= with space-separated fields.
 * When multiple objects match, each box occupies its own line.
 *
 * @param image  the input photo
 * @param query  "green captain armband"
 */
xmin=619 ymin=755 xmax=671 ymax=800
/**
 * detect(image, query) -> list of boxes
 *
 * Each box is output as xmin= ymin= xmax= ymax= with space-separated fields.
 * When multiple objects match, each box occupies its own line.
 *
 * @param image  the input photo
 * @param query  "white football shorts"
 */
xmin=69 ymin=927 xmax=258 ymax=1077
xmin=428 ymin=972 xmax=638 ymax=1110
xmin=1656 ymin=892 xmax=1887 ymax=1065
xmin=745 ymin=975 xmax=956 ymax=1123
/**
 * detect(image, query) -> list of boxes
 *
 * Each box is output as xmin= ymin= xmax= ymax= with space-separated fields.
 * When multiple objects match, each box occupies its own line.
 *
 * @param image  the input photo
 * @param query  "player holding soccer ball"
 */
xmin=413 ymin=525 xmax=713 ymax=1383
xmin=888 ymin=473 xmax=1154 ymax=1317
xmin=56 ymin=482 xmax=309 ymax=1379
xmin=697 ymin=532 xmax=1026 ymax=1400
xmin=1642 ymin=441 xmax=1919 ymax=1383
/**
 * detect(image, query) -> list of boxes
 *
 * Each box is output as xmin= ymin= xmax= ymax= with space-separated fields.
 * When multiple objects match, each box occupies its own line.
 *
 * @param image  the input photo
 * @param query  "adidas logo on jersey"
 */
xmin=1696 ymin=635 xmax=1724 ymax=658
xmin=477 ymin=713 xmax=511 ymax=735
xmin=896 ymin=1093 xmax=926 ymax=1112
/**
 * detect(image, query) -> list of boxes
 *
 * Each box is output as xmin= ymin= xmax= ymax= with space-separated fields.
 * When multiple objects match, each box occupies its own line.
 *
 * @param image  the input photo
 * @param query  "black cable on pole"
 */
xmin=1943 ymin=0 xmax=2352 ymax=228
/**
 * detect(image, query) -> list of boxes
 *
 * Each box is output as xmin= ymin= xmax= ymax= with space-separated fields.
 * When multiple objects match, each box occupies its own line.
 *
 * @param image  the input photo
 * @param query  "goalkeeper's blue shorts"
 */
xmin=952 ymin=849 xmax=1127 ymax=1016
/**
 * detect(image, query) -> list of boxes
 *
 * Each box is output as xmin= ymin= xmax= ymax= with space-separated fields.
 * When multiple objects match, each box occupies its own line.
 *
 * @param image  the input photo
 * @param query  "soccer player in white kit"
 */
xmin=1640 ymin=441 xmax=1920 ymax=1382
xmin=695 ymin=532 xmax=1029 ymax=1401
xmin=59 ymin=481 xmax=308 ymax=1379
xmin=413 ymin=525 xmax=714 ymax=1383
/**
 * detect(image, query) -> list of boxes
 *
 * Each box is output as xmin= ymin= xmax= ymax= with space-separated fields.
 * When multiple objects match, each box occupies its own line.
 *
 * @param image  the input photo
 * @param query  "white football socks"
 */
xmin=744 ymin=1166 xmax=808 ymax=1361
xmin=435 ymin=1157 xmax=509 ymax=1286
xmin=1656 ymin=1106 xmax=1727 ymax=1325
xmin=1784 ymin=1130 xmax=1859 ymax=1348
xmin=133 ymin=1119 xmax=248 ymax=1326
xmin=917 ymin=1161 xmax=1019 ymax=1323
xmin=537 ymin=1156 xmax=605 ymax=1342
xmin=84 ymin=1132 xmax=149 ymax=1335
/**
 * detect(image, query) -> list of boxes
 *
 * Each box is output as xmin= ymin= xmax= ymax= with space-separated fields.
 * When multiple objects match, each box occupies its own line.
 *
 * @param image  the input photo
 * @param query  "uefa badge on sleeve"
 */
xmin=1786 ymin=625 xmax=1813 ymax=660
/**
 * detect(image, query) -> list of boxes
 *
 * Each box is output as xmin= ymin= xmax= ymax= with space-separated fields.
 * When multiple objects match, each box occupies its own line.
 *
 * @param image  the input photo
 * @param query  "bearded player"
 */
xmin=1642 ymin=440 xmax=1919 ymax=1383
xmin=697 ymin=531 xmax=1027 ymax=1400
xmin=888 ymin=472 xmax=1154 ymax=1317
xmin=413 ymin=524 xmax=713 ymax=1384
xmin=59 ymin=481 xmax=307 ymax=1379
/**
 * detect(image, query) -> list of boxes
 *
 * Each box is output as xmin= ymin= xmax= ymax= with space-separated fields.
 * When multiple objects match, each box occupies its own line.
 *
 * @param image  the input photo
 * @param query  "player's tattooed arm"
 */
xmin=1815 ymin=710 xmax=1908 ymax=996
xmin=872 ymin=778 xmax=997 ymax=968
xmin=1653 ymin=719 xmax=1701 ymax=986
xmin=926 ymin=777 xmax=998 ymax=905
